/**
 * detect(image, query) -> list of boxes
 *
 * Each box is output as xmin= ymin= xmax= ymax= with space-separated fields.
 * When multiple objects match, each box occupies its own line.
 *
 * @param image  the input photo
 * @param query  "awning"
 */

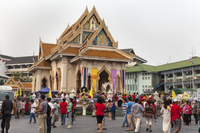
xmin=168 ymin=88 xmax=196 ymax=94
xmin=33 ymin=87 xmax=58 ymax=93
xmin=155 ymin=83 xmax=164 ymax=88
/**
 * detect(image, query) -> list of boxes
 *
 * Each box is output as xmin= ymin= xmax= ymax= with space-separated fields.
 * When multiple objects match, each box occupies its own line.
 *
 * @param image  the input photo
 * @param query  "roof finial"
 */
xmin=92 ymin=5 xmax=96 ymax=11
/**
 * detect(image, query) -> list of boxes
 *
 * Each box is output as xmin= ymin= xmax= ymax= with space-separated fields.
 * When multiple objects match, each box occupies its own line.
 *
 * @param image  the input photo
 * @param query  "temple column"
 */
xmin=61 ymin=57 xmax=68 ymax=92
xmin=36 ymin=70 xmax=42 ymax=91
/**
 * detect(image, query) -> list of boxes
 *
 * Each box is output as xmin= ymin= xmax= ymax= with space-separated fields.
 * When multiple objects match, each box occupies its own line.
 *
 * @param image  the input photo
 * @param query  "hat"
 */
xmin=173 ymin=99 xmax=178 ymax=102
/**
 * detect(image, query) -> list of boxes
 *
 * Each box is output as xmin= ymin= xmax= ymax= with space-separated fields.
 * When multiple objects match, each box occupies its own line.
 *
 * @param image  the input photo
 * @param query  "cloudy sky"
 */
xmin=0 ymin=0 xmax=200 ymax=65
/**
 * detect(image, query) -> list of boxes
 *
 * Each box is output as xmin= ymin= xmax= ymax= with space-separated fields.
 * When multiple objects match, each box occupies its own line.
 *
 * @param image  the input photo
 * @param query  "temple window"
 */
xmin=42 ymin=78 xmax=47 ymax=88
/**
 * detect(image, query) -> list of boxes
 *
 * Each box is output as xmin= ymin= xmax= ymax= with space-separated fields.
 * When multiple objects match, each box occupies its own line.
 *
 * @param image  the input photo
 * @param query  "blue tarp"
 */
xmin=34 ymin=87 xmax=58 ymax=93
xmin=155 ymin=83 xmax=164 ymax=88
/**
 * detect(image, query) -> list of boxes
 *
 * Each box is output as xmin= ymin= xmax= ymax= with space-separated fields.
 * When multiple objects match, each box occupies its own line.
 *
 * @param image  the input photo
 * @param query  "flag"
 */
xmin=172 ymin=90 xmax=176 ymax=98
xmin=89 ymin=86 xmax=93 ymax=98
xmin=16 ymin=89 xmax=19 ymax=96
xmin=32 ymin=51 xmax=35 ymax=62
xmin=184 ymin=92 xmax=190 ymax=97
xmin=92 ymin=68 xmax=98 ymax=92
xmin=48 ymin=89 xmax=52 ymax=98
xmin=82 ymin=68 xmax=88 ymax=87
xmin=20 ymin=88 xmax=22 ymax=96
xmin=190 ymin=57 xmax=193 ymax=65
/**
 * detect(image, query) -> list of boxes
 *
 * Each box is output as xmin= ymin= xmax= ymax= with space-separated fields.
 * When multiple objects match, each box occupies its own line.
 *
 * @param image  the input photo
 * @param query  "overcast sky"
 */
xmin=0 ymin=0 xmax=200 ymax=65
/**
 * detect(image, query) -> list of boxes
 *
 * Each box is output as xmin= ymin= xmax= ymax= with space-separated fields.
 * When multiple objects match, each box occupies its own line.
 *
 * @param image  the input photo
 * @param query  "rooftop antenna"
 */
xmin=190 ymin=46 xmax=196 ymax=57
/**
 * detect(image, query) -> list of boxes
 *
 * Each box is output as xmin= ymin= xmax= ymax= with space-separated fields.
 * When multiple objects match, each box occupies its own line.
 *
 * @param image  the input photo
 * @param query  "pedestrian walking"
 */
xmin=67 ymin=98 xmax=73 ymax=129
xmin=20 ymin=99 xmax=25 ymax=116
xmin=73 ymin=96 xmax=77 ymax=121
xmin=95 ymin=97 xmax=105 ymax=133
xmin=112 ymin=101 xmax=116 ymax=120
xmin=183 ymin=101 xmax=189 ymax=125
xmin=144 ymin=100 xmax=154 ymax=132
xmin=193 ymin=100 xmax=198 ymax=125
xmin=35 ymin=95 xmax=47 ymax=133
xmin=106 ymin=100 xmax=113 ymax=120
xmin=15 ymin=97 xmax=20 ymax=119
xmin=188 ymin=102 xmax=192 ymax=124
xmin=151 ymin=101 xmax=157 ymax=122
xmin=59 ymin=98 xmax=68 ymax=125
xmin=126 ymin=97 xmax=134 ymax=131
xmin=121 ymin=99 xmax=128 ymax=127
xmin=1 ymin=95 xmax=13 ymax=133
xmin=131 ymin=98 xmax=144 ymax=133
xmin=52 ymin=100 xmax=59 ymax=128
xmin=171 ymin=99 xmax=182 ymax=133
xmin=160 ymin=100 xmax=171 ymax=133
xmin=29 ymin=100 xmax=36 ymax=123
xmin=46 ymin=98 xmax=55 ymax=133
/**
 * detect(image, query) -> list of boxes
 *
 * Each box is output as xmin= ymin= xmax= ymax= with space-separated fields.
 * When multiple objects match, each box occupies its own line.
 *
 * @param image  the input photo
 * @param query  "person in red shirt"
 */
xmin=139 ymin=95 xmax=143 ymax=101
xmin=95 ymin=97 xmax=105 ymax=133
xmin=113 ymin=94 xmax=119 ymax=107
xmin=132 ymin=93 xmax=136 ymax=100
xmin=188 ymin=102 xmax=192 ymax=124
xmin=59 ymin=98 xmax=68 ymax=125
xmin=122 ymin=94 xmax=127 ymax=100
xmin=170 ymin=99 xmax=182 ymax=133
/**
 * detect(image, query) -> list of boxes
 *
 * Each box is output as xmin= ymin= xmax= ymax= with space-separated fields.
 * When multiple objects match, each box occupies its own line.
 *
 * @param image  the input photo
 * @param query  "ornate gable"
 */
xmin=16 ymin=81 xmax=24 ymax=88
xmin=4 ymin=76 xmax=17 ymax=86
xmin=70 ymin=34 xmax=80 ymax=43
xmin=82 ymin=32 xmax=91 ymax=43
xmin=92 ymin=29 xmax=112 ymax=46
xmin=80 ymin=6 xmax=102 ymax=31
xmin=85 ymin=20 xmax=118 ymax=48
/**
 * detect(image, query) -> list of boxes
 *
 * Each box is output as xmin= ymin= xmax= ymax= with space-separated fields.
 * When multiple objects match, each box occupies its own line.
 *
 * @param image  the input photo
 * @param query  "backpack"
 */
xmin=47 ymin=103 xmax=51 ymax=117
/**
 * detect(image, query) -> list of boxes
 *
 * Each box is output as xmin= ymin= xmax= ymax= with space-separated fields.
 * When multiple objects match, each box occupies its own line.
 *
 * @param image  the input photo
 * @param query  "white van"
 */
xmin=0 ymin=86 xmax=14 ymax=118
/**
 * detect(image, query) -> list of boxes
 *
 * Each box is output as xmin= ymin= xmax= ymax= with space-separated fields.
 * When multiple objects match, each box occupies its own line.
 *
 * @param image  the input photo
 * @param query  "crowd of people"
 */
xmin=0 ymin=91 xmax=198 ymax=133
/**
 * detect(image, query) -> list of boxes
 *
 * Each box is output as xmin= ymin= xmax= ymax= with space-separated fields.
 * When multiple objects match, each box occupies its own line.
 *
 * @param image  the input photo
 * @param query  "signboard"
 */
xmin=197 ymin=91 xmax=200 ymax=101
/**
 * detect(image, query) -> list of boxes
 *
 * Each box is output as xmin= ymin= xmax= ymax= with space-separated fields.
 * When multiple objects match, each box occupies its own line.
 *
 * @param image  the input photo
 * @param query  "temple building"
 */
xmin=29 ymin=6 xmax=144 ymax=94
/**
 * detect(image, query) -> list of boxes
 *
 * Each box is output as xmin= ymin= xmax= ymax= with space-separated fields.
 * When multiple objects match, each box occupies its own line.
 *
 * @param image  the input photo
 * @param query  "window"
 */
xmin=133 ymin=85 xmax=134 ymax=90
xmin=142 ymin=85 xmax=144 ymax=88
xmin=143 ymin=89 xmax=144 ymax=92
xmin=130 ymin=85 xmax=132 ymax=90
xmin=130 ymin=73 xmax=132 ymax=79
xmin=145 ymin=77 xmax=147 ymax=80
xmin=145 ymin=73 xmax=147 ymax=76
xmin=136 ymin=85 xmax=137 ymax=90
xmin=148 ymin=77 xmax=150 ymax=80
xmin=8 ymin=66 xmax=13 ymax=69
xmin=142 ymin=77 xmax=144 ymax=80
xmin=145 ymin=85 xmax=147 ymax=88
xmin=128 ymin=85 xmax=129 ymax=91
xmin=15 ymin=65 xmax=20 ymax=69
xmin=22 ymin=65 xmax=27 ymax=68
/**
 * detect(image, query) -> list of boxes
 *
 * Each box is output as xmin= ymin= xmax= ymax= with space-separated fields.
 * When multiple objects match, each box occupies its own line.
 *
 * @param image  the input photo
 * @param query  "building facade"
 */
xmin=125 ymin=57 xmax=200 ymax=94
xmin=29 ymin=7 xmax=145 ymax=94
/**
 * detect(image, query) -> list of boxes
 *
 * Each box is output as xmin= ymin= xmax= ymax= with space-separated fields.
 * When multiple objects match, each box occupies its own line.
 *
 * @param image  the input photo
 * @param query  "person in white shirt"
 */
xmin=29 ymin=100 xmax=36 ymax=123
xmin=61 ymin=92 xmax=64 ymax=99
xmin=46 ymin=98 xmax=55 ymax=133
xmin=52 ymin=100 xmax=59 ymax=128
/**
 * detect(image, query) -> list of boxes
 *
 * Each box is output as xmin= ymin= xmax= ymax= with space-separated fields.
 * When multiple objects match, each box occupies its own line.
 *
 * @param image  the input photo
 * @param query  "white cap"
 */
xmin=173 ymin=99 xmax=178 ymax=102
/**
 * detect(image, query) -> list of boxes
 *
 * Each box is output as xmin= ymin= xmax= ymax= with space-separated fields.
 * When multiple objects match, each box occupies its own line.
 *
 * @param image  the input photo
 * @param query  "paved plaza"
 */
xmin=3 ymin=115 xmax=197 ymax=133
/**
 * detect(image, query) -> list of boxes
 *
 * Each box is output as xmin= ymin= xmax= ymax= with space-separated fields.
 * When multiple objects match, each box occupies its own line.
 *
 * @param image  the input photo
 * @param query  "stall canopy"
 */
xmin=168 ymin=88 xmax=196 ymax=94
xmin=34 ymin=87 xmax=58 ymax=93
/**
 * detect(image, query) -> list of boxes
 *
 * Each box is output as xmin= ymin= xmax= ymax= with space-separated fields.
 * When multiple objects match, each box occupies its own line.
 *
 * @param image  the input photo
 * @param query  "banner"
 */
xmin=82 ymin=68 xmax=88 ymax=87
xmin=92 ymin=68 xmax=98 ymax=92
xmin=111 ymin=70 xmax=117 ymax=95
xmin=120 ymin=70 xmax=126 ymax=94
xmin=172 ymin=90 xmax=176 ymax=98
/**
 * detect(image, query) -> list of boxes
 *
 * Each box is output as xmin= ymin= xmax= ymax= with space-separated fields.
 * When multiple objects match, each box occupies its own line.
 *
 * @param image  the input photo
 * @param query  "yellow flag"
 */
xmin=172 ymin=90 xmax=176 ymax=98
xmin=16 ymin=89 xmax=19 ymax=96
xmin=184 ymin=92 xmax=190 ymax=98
xmin=20 ymin=88 xmax=22 ymax=96
xmin=92 ymin=68 xmax=98 ymax=92
xmin=48 ymin=89 xmax=52 ymax=98
xmin=89 ymin=86 xmax=93 ymax=98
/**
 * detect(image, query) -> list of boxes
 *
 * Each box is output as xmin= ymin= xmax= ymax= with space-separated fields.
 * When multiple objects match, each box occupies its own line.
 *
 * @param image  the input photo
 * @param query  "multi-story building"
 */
xmin=5 ymin=56 xmax=38 ymax=77
xmin=0 ymin=54 xmax=13 ymax=83
xmin=125 ymin=57 xmax=200 ymax=95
